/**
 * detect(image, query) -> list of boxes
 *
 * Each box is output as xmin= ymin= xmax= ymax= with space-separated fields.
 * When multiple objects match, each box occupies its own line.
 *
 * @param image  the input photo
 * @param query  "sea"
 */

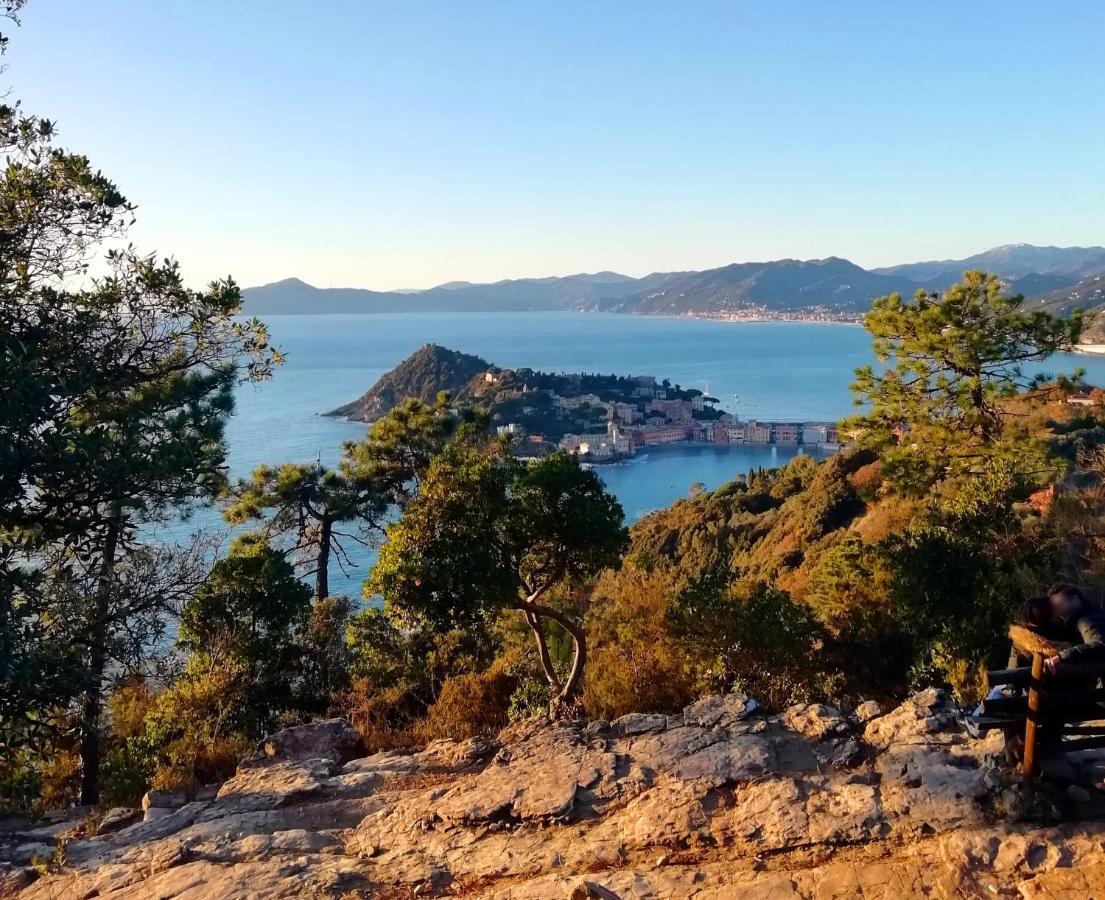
xmin=169 ymin=312 xmax=1105 ymax=598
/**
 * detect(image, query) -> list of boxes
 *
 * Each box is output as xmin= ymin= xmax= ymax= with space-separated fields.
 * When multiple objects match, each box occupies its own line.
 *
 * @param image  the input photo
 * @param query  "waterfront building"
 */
xmin=772 ymin=423 xmax=799 ymax=445
xmin=605 ymin=421 xmax=637 ymax=456
xmin=802 ymin=424 xmax=828 ymax=446
xmin=560 ymin=434 xmax=583 ymax=453
xmin=725 ymin=424 xmax=746 ymax=443
xmin=633 ymin=425 xmax=687 ymax=445
xmin=579 ymin=439 xmax=614 ymax=459
xmin=745 ymin=421 xmax=772 ymax=444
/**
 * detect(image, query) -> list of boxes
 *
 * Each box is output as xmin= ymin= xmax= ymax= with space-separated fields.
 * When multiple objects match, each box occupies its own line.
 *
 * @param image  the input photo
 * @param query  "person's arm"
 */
xmin=1058 ymin=610 xmax=1105 ymax=666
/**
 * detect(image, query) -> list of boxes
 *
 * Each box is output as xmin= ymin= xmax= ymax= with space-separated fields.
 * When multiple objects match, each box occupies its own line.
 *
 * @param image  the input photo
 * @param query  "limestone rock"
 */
xmin=863 ymin=687 xmax=960 ymax=749
xmin=95 ymin=807 xmax=141 ymax=836
xmin=17 ymin=691 xmax=1105 ymax=900
xmin=244 ymin=717 xmax=363 ymax=768
xmin=0 ymin=862 xmax=33 ymax=894
xmin=142 ymin=789 xmax=187 ymax=811
xmin=854 ymin=699 xmax=883 ymax=724
xmin=682 ymin=692 xmax=759 ymax=729
xmin=608 ymin=712 xmax=671 ymax=736
xmin=781 ymin=702 xmax=851 ymax=740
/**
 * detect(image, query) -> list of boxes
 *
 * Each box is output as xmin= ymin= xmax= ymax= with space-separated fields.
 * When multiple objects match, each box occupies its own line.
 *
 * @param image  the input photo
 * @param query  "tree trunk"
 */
xmin=523 ymin=601 xmax=587 ymax=715
xmin=79 ymin=515 xmax=120 ymax=806
xmin=525 ymin=610 xmax=562 ymax=693
xmin=316 ymin=516 xmax=331 ymax=600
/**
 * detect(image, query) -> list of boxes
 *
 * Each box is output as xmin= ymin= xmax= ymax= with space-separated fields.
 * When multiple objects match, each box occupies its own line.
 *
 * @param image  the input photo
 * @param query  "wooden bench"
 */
xmin=972 ymin=625 xmax=1105 ymax=780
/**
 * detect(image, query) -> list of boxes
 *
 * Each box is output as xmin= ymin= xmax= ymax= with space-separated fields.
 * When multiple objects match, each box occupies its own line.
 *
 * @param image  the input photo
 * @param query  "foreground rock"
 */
xmin=9 ymin=692 xmax=1105 ymax=898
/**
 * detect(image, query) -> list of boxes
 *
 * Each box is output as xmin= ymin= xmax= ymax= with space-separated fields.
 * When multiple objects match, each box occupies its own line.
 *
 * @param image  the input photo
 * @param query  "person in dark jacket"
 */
xmin=1041 ymin=582 xmax=1105 ymax=677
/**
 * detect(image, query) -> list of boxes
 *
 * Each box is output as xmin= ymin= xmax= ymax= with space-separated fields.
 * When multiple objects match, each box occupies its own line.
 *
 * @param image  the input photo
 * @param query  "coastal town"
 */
xmin=328 ymin=344 xmax=844 ymax=463
xmin=489 ymin=372 xmax=843 ymax=462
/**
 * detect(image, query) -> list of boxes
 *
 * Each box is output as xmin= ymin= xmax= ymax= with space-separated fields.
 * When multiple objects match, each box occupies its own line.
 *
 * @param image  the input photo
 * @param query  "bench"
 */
xmin=972 ymin=625 xmax=1105 ymax=780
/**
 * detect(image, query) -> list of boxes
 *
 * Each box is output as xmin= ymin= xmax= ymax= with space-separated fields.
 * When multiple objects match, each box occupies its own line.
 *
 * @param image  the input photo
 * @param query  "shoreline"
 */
xmin=519 ymin=440 xmax=838 ymax=466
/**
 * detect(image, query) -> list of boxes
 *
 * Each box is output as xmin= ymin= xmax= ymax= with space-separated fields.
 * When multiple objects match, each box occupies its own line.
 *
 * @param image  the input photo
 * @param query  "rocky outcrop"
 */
xmin=8 ymin=691 xmax=1105 ymax=898
xmin=244 ymin=717 xmax=363 ymax=768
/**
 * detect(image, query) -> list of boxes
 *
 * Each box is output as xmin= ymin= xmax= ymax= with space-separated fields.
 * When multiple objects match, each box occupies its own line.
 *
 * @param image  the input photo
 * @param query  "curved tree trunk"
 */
xmin=525 ymin=610 xmax=562 ymax=693
xmin=522 ymin=601 xmax=586 ymax=715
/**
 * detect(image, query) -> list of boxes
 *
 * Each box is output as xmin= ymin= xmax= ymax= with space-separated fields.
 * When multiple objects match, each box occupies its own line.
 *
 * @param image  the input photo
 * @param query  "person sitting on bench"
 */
xmin=1039 ymin=582 xmax=1105 ymax=678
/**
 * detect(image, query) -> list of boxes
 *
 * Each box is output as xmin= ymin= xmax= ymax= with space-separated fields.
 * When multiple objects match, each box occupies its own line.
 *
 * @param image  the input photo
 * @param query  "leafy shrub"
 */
xmin=140 ymin=658 xmax=256 ymax=792
xmin=35 ymin=749 xmax=81 ymax=813
xmin=340 ymin=679 xmax=420 ymax=753
xmin=507 ymin=675 xmax=550 ymax=721
xmin=107 ymin=678 xmax=157 ymax=741
xmin=415 ymin=667 xmax=517 ymax=742
xmin=100 ymin=740 xmax=154 ymax=807
xmin=584 ymin=566 xmax=699 ymax=720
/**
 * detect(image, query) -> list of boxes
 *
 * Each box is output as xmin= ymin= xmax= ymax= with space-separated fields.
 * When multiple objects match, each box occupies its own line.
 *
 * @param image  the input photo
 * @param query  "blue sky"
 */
xmin=10 ymin=1 xmax=1105 ymax=289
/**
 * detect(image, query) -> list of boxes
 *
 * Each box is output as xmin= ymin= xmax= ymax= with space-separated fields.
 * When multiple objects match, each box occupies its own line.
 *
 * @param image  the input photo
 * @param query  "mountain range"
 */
xmin=242 ymin=244 xmax=1105 ymax=322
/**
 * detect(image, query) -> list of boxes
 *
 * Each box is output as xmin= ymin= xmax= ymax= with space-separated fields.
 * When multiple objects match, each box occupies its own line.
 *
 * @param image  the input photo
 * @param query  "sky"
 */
xmin=9 ymin=1 xmax=1105 ymax=290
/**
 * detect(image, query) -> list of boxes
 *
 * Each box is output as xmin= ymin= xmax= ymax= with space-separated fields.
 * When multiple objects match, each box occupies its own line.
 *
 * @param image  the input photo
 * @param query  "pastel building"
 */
xmin=559 ymin=434 xmax=583 ymax=453
xmin=744 ymin=421 xmax=772 ymax=444
xmin=772 ymin=423 xmax=799 ymax=445
xmin=634 ymin=425 xmax=687 ymax=445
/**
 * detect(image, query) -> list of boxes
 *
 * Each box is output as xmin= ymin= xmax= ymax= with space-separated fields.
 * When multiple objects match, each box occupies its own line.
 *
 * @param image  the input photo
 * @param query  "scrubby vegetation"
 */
xmin=6 ymin=0 xmax=1105 ymax=826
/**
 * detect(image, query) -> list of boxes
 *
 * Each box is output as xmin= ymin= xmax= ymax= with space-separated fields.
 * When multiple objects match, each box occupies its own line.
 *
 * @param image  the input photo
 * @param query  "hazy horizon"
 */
xmin=13 ymin=1 xmax=1104 ymax=291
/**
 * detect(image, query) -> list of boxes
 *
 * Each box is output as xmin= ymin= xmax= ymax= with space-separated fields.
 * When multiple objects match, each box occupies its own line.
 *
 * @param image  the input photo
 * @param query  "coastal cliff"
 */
xmin=8 ymin=689 xmax=1105 ymax=898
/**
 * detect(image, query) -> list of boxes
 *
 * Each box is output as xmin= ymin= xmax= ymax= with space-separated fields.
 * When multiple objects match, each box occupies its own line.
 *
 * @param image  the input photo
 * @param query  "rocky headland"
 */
xmin=5 ymin=689 xmax=1105 ymax=899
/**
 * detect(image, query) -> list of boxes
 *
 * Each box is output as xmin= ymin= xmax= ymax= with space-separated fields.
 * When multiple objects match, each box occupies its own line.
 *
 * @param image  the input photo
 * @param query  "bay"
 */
xmin=169 ymin=312 xmax=1104 ymax=597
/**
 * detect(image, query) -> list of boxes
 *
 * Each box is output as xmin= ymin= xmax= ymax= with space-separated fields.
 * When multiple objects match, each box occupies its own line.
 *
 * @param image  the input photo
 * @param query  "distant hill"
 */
xmin=242 ymin=272 xmax=669 ymax=316
xmin=326 ymin=344 xmax=491 ymax=420
xmin=1030 ymin=275 xmax=1105 ymax=342
xmin=1006 ymin=272 xmax=1078 ymax=297
xmin=244 ymin=245 xmax=1105 ymax=319
xmin=585 ymin=257 xmax=921 ymax=315
xmin=874 ymin=244 xmax=1105 ymax=291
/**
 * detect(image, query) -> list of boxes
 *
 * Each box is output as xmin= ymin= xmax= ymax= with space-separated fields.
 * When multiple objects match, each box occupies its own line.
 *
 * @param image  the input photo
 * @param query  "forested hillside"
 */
xmin=327 ymin=344 xmax=491 ymax=420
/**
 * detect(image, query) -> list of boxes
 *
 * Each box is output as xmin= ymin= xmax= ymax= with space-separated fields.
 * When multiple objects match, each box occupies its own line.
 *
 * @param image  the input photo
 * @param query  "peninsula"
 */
xmin=327 ymin=344 xmax=842 ymax=461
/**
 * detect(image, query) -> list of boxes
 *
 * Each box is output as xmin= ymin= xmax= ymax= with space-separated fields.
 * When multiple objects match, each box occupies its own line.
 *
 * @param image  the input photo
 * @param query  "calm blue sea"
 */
xmin=170 ymin=312 xmax=1105 ymax=597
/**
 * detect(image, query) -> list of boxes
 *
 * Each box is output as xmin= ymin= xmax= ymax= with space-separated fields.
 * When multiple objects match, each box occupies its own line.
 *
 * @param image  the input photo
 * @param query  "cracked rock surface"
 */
xmin=7 ymin=689 xmax=1105 ymax=899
